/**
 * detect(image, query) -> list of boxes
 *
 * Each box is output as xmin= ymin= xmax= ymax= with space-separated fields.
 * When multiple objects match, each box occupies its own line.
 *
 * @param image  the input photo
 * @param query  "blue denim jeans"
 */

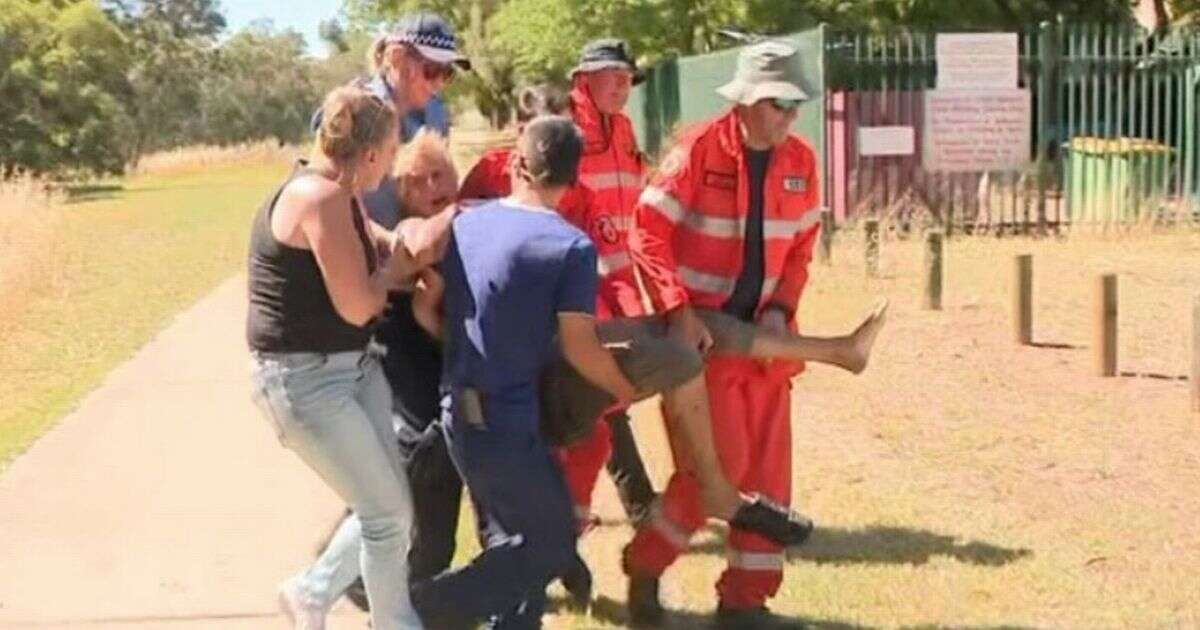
xmin=250 ymin=349 xmax=422 ymax=630
xmin=300 ymin=415 xmax=463 ymax=612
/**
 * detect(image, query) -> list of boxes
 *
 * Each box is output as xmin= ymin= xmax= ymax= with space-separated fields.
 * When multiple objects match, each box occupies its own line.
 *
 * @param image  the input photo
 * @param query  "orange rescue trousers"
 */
xmin=623 ymin=355 xmax=794 ymax=609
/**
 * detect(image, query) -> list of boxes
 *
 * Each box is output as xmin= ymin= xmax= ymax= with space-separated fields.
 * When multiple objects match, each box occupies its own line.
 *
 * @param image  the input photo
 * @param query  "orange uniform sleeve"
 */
xmin=628 ymin=147 xmax=698 ymax=313
xmin=458 ymin=149 xmax=511 ymax=202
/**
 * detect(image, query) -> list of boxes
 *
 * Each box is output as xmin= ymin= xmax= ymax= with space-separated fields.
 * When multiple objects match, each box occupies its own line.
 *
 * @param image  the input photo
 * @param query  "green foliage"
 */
xmin=0 ymin=0 xmax=132 ymax=175
xmin=193 ymin=27 xmax=318 ymax=146
xmin=1 ymin=1 xmax=351 ymax=177
xmin=0 ymin=0 xmax=1172 ymax=171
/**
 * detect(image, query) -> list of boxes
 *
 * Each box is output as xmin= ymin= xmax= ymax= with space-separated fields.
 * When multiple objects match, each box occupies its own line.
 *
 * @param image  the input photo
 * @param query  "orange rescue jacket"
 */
xmin=630 ymin=108 xmax=821 ymax=322
xmin=570 ymin=82 xmax=646 ymax=317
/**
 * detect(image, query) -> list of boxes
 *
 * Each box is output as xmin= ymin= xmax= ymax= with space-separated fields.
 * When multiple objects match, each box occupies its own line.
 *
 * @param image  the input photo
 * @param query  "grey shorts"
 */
xmin=538 ymin=309 xmax=754 ymax=446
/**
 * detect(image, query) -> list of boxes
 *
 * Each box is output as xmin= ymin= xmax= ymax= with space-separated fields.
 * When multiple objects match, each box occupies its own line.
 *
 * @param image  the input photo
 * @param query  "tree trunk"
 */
xmin=1152 ymin=0 xmax=1171 ymax=30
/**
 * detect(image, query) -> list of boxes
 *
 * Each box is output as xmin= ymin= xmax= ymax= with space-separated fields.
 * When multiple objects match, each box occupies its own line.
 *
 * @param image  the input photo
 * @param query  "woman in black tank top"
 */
xmin=246 ymin=86 xmax=429 ymax=630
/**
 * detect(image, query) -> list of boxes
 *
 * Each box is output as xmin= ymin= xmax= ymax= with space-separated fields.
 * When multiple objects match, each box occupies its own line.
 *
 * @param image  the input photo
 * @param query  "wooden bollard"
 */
xmin=923 ymin=230 xmax=943 ymax=310
xmin=1013 ymin=255 xmax=1033 ymax=345
xmin=818 ymin=209 xmax=833 ymax=265
xmin=1094 ymin=274 xmax=1118 ymax=377
xmin=864 ymin=218 xmax=880 ymax=277
xmin=1192 ymin=294 xmax=1200 ymax=413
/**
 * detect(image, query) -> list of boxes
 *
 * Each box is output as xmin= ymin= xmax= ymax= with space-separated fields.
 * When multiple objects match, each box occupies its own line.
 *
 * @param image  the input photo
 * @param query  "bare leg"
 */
xmin=714 ymin=299 xmax=889 ymax=374
xmin=661 ymin=374 xmax=742 ymax=520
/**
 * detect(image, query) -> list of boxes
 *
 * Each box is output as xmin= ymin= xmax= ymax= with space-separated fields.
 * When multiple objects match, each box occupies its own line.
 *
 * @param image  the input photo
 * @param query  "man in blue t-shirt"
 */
xmin=410 ymin=116 xmax=636 ymax=630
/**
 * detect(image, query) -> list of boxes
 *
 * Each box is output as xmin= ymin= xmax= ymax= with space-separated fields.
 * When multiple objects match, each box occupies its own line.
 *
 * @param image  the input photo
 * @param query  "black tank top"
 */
xmin=246 ymin=162 xmax=379 ymax=353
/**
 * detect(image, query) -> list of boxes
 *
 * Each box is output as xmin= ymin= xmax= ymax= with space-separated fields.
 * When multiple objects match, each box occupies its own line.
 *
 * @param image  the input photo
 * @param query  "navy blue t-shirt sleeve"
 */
xmin=554 ymin=238 xmax=598 ymax=316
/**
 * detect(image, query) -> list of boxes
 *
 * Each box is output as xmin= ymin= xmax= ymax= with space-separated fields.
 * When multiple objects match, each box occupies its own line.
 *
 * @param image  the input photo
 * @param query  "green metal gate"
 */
xmin=823 ymin=22 xmax=1200 ymax=232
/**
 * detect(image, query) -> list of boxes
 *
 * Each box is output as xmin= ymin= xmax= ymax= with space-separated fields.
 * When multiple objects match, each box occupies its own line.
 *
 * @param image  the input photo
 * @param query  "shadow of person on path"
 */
xmin=686 ymin=525 xmax=1032 ymax=567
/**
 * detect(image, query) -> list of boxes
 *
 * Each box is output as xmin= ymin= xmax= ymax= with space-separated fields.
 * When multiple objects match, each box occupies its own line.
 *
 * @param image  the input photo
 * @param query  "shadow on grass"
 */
xmin=1029 ymin=341 xmax=1080 ymax=350
xmin=64 ymin=183 xmax=125 ymax=204
xmin=548 ymin=594 xmax=869 ymax=629
xmin=1119 ymin=370 xmax=1188 ymax=382
xmin=687 ymin=526 xmax=1032 ymax=567
xmin=549 ymin=595 xmax=1043 ymax=630
xmin=901 ymin=626 xmax=1043 ymax=630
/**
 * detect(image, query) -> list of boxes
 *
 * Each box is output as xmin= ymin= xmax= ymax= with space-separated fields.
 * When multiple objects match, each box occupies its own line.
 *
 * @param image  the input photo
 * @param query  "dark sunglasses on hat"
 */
xmin=770 ymin=98 xmax=803 ymax=112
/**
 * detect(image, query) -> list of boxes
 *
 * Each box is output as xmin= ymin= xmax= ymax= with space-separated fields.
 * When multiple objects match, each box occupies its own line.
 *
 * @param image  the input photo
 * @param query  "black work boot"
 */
xmin=623 ymin=546 xmax=665 ymax=626
xmin=716 ymin=604 xmax=793 ymax=629
xmin=627 ymin=573 xmax=665 ymax=626
xmin=730 ymin=494 xmax=814 ymax=547
xmin=560 ymin=551 xmax=593 ymax=609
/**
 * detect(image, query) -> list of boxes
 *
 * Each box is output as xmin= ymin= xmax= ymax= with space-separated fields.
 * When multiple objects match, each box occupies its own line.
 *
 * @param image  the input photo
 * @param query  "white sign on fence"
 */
xmin=859 ymin=126 xmax=915 ymax=157
xmin=924 ymin=89 xmax=1031 ymax=172
xmin=936 ymin=33 xmax=1019 ymax=90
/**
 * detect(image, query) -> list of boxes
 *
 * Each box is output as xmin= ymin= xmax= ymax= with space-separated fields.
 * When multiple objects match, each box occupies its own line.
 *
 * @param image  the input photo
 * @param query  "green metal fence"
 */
xmin=824 ymin=22 xmax=1200 ymax=232
xmin=628 ymin=23 xmax=1199 ymax=234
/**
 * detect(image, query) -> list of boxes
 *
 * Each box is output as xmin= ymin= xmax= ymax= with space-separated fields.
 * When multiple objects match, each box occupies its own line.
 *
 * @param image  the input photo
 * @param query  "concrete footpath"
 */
xmin=0 ymin=277 xmax=368 ymax=629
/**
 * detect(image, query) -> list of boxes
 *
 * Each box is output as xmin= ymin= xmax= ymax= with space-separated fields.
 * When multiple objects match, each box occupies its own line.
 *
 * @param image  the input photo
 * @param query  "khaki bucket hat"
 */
xmin=716 ymin=40 xmax=810 ymax=105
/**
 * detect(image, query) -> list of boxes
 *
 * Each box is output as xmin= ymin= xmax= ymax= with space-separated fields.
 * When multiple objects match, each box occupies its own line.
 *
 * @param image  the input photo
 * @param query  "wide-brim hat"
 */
xmin=716 ymin=40 xmax=809 ymax=105
xmin=570 ymin=38 xmax=646 ymax=85
xmin=386 ymin=12 xmax=471 ymax=71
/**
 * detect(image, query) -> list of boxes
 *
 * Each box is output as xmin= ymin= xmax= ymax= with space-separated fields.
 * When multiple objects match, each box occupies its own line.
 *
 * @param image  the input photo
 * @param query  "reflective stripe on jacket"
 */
xmin=570 ymin=82 xmax=646 ymax=317
xmin=630 ymin=108 xmax=821 ymax=320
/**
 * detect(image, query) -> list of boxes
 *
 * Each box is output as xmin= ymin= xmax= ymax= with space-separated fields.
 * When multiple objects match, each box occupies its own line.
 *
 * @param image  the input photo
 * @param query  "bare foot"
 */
xmin=841 ymin=299 xmax=889 ymax=374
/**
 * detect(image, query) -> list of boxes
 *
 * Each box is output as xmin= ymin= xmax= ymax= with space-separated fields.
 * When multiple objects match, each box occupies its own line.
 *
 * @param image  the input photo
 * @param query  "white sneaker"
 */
xmin=278 ymin=577 xmax=328 ymax=630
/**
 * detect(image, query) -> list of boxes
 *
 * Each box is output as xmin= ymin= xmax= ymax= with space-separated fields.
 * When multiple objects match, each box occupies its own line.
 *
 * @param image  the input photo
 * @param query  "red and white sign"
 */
xmin=924 ymin=89 xmax=1031 ymax=172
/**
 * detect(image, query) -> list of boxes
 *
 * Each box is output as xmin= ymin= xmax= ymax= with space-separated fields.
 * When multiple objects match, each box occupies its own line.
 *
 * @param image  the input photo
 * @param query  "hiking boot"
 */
xmin=627 ymin=573 xmax=665 ymax=626
xmin=716 ymin=604 xmax=796 ymax=629
xmin=560 ymin=551 xmax=593 ymax=609
xmin=277 ymin=576 xmax=328 ymax=630
xmin=730 ymin=494 xmax=814 ymax=547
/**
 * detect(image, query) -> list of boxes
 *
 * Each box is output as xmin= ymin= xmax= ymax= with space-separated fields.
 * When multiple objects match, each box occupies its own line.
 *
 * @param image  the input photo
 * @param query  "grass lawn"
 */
xmin=0 ymin=159 xmax=290 ymax=469
xmin=532 ymin=230 xmax=1200 ymax=629
xmin=4 ymin=126 xmax=1199 ymax=628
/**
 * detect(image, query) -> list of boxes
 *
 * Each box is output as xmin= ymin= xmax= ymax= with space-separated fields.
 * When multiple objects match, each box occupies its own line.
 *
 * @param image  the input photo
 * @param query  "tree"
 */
xmin=193 ymin=25 xmax=319 ymax=146
xmin=0 ymin=0 xmax=132 ymax=175
xmin=104 ymin=0 xmax=222 ymax=157
xmin=319 ymin=18 xmax=351 ymax=55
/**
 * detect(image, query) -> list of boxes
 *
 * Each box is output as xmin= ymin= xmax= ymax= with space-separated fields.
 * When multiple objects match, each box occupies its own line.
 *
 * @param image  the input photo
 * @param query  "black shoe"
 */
xmin=627 ymin=573 xmax=665 ymax=626
xmin=716 ymin=604 xmax=793 ymax=629
xmin=560 ymin=552 xmax=593 ymax=609
xmin=730 ymin=494 xmax=814 ymax=547
xmin=344 ymin=577 xmax=369 ymax=612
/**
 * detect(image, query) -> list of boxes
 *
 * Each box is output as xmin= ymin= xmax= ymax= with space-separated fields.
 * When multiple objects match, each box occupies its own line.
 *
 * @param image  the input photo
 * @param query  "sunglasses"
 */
xmin=421 ymin=59 xmax=455 ymax=82
xmin=769 ymin=98 xmax=803 ymax=112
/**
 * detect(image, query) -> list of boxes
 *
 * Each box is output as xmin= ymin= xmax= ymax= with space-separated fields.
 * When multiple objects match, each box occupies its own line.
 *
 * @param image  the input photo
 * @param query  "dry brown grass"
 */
xmin=0 ymin=175 xmax=65 ymax=328
xmin=130 ymin=141 xmax=304 ymax=177
xmin=539 ymin=228 xmax=1200 ymax=629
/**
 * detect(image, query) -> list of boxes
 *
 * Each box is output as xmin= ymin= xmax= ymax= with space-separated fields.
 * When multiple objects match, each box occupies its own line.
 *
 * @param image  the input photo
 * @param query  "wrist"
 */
xmin=762 ymin=302 xmax=793 ymax=321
